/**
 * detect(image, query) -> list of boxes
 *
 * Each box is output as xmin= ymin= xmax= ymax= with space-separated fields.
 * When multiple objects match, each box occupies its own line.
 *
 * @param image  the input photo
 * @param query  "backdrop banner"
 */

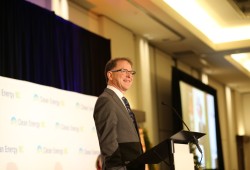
xmin=0 ymin=76 xmax=100 ymax=170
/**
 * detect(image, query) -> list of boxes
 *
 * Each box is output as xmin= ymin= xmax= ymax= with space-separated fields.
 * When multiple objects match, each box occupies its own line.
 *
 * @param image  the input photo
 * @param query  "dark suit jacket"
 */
xmin=94 ymin=88 xmax=144 ymax=170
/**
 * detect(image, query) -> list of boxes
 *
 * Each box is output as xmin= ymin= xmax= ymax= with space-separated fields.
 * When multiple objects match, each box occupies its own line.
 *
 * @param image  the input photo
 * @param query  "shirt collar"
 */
xmin=107 ymin=85 xmax=124 ymax=99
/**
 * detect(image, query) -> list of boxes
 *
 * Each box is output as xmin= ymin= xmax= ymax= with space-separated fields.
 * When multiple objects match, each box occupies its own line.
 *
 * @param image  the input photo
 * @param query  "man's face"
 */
xmin=107 ymin=60 xmax=134 ymax=93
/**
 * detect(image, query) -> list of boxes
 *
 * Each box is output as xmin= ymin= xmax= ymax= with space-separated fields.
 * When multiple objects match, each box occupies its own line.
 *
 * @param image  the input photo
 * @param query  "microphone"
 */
xmin=161 ymin=102 xmax=203 ymax=154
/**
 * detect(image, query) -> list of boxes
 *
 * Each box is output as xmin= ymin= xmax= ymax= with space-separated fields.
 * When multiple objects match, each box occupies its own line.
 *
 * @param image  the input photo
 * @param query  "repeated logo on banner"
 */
xmin=0 ymin=76 xmax=100 ymax=170
xmin=1 ymin=88 xmax=17 ymax=99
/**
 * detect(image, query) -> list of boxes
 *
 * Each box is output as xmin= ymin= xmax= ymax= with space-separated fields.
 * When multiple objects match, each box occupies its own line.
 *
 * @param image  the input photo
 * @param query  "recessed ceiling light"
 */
xmin=162 ymin=0 xmax=250 ymax=44
xmin=225 ymin=52 xmax=250 ymax=76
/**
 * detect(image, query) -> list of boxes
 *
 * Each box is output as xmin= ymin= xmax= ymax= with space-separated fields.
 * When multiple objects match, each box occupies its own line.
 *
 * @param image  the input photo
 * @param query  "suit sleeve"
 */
xmin=94 ymin=96 xmax=126 ymax=169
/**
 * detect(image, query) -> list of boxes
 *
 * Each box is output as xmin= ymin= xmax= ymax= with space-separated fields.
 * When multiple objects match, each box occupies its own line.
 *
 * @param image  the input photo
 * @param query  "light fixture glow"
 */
xmin=163 ymin=0 xmax=250 ymax=44
xmin=231 ymin=53 xmax=250 ymax=72
xmin=225 ymin=52 xmax=250 ymax=77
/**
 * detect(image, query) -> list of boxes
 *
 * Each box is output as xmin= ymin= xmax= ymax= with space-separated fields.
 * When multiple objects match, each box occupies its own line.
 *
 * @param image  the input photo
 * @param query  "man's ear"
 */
xmin=107 ymin=71 xmax=112 ymax=81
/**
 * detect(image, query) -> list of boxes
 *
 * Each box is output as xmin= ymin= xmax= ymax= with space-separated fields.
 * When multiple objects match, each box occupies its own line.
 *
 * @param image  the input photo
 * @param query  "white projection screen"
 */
xmin=0 ymin=76 xmax=100 ymax=170
xmin=180 ymin=81 xmax=218 ymax=168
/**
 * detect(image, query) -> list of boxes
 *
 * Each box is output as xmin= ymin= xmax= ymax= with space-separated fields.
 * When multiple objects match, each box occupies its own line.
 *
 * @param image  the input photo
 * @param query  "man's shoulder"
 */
xmin=96 ymin=89 xmax=113 ymax=102
xmin=94 ymin=89 xmax=118 ymax=109
xmin=97 ymin=88 xmax=121 ymax=104
xmin=99 ymin=88 xmax=115 ymax=97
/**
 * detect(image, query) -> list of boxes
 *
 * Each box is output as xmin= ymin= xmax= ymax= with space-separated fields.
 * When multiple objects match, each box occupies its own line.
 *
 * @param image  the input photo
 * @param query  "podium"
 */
xmin=127 ymin=130 xmax=205 ymax=170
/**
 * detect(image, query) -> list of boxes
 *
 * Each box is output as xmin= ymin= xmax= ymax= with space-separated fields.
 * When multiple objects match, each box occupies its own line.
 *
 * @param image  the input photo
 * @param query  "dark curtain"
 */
xmin=0 ymin=0 xmax=110 ymax=96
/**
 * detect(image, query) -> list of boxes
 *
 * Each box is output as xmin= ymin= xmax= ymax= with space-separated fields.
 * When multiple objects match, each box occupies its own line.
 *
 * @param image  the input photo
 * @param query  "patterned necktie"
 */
xmin=122 ymin=97 xmax=139 ymax=132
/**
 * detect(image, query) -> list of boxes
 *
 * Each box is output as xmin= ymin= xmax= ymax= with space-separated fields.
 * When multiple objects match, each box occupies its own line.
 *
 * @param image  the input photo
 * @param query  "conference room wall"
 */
xmin=27 ymin=1 xmax=248 ymax=169
xmin=242 ymin=93 xmax=250 ymax=135
xmin=67 ymin=1 xmax=100 ymax=36
xmin=242 ymin=93 xmax=250 ymax=169
xmin=66 ymin=3 xmax=241 ymax=170
xmin=208 ymin=79 xmax=237 ymax=170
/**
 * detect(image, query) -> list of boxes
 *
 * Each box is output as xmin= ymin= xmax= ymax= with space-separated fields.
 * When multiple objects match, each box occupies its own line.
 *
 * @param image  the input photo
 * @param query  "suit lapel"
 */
xmin=104 ymin=88 xmax=138 ymax=133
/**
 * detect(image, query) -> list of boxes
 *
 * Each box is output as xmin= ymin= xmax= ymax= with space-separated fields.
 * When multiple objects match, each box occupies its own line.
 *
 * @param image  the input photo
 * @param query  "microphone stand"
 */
xmin=162 ymin=102 xmax=203 ymax=168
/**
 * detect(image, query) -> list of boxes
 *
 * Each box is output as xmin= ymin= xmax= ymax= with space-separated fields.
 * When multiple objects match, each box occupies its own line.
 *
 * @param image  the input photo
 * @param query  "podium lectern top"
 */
xmin=127 ymin=130 xmax=205 ymax=168
xmin=170 ymin=130 xmax=205 ymax=143
xmin=127 ymin=138 xmax=171 ymax=167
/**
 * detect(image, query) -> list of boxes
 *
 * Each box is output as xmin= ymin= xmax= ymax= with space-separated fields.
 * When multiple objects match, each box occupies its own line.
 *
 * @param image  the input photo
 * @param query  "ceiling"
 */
xmin=69 ymin=0 xmax=250 ymax=93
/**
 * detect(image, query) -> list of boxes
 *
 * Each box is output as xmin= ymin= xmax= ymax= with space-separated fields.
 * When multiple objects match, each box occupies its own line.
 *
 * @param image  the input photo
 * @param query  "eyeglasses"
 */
xmin=110 ymin=69 xmax=136 ymax=75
